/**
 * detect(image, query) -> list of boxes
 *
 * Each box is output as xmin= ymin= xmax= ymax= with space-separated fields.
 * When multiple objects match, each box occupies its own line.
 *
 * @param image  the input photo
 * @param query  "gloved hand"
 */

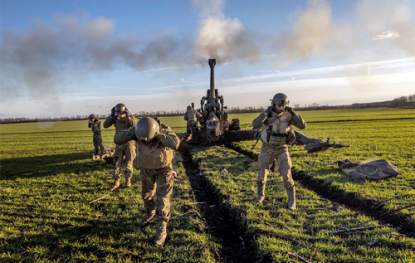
xmin=125 ymin=108 xmax=130 ymax=117
xmin=286 ymin=129 xmax=296 ymax=145
xmin=285 ymin=106 xmax=295 ymax=116
xmin=111 ymin=107 xmax=115 ymax=117
xmin=266 ymin=106 xmax=274 ymax=117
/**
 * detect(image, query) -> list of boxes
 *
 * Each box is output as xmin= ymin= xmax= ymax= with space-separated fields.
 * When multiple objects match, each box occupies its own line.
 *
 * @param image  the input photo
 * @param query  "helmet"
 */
xmin=187 ymin=106 xmax=191 ymax=110
xmin=114 ymin=103 xmax=127 ymax=115
xmin=135 ymin=117 xmax=160 ymax=142
xmin=271 ymin=93 xmax=289 ymax=106
xmin=88 ymin=114 xmax=96 ymax=119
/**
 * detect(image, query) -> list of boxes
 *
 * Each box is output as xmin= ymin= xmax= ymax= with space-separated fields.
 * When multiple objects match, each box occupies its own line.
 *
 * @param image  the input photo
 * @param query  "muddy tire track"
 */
xmin=179 ymin=144 xmax=267 ymax=263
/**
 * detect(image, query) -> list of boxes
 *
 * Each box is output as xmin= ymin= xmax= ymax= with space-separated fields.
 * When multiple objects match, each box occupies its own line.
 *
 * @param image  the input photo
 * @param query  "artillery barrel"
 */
xmin=208 ymin=58 xmax=216 ymax=99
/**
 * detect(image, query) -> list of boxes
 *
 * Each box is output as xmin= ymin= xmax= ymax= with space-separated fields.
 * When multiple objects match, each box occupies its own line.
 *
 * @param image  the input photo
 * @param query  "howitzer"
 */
xmin=178 ymin=58 xmax=253 ymax=144
xmin=293 ymin=130 xmax=350 ymax=153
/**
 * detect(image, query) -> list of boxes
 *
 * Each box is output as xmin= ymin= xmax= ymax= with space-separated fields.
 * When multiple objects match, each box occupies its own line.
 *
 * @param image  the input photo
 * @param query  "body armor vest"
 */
xmin=136 ymin=130 xmax=175 ymax=169
xmin=186 ymin=110 xmax=197 ymax=122
xmin=260 ymin=111 xmax=292 ymax=146
xmin=91 ymin=121 xmax=101 ymax=133
xmin=114 ymin=117 xmax=134 ymax=133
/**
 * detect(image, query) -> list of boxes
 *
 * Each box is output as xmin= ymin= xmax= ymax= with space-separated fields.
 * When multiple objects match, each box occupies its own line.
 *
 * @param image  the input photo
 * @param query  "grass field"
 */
xmin=1 ymin=108 xmax=414 ymax=262
xmin=190 ymin=145 xmax=415 ymax=262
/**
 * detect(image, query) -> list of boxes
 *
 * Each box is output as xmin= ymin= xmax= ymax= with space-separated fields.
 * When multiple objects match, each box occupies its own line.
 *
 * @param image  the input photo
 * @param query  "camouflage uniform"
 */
xmin=184 ymin=109 xmax=202 ymax=133
xmin=104 ymin=115 xmax=137 ymax=186
xmin=89 ymin=118 xmax=105 ymax=155
xmin=114 ymin=123 xmax=179 ymax=223
xmin=252 ymin=109 xmax=306 ymax=207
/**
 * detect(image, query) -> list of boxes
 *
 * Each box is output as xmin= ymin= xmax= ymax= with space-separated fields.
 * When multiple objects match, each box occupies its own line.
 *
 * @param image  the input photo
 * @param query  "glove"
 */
xmin=111 ymin=107 xmax=115 ymax=117
xmin=286 ymin=129 xmax=296 ymax=145
xmin=285 ymin=106 xmax=295 ymax=116
xmin=125 ymin=108 xmax=129 ymax=117
xmin=265 ymin=106 xmax=273 ymax=117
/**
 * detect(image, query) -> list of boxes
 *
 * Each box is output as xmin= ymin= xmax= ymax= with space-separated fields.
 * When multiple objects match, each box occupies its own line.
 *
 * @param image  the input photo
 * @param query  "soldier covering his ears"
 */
xmin=114 ymin=117 xmax=180 ymax=246
xmin=104 ymin=103 xmax=137 ymax=190
xmin=88 ymin=114 xmax=105 ymax=155
xmin=252 ymin=93 xmax=306 ymax=210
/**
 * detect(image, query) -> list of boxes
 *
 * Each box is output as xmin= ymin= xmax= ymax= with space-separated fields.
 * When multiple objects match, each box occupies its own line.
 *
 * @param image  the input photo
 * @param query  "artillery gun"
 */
xmin=178 ymin=59 xmax=253 ymax=144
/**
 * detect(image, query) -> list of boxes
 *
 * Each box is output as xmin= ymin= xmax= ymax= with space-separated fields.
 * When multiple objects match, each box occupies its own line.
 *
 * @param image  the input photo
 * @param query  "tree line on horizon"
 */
xmin=1 ymin=94 xmax=414 ymax=124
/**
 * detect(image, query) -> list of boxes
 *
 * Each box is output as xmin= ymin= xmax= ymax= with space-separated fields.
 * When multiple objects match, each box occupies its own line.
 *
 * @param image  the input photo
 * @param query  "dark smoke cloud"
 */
xmin=0 ymin=15 xmax=193 ymax=105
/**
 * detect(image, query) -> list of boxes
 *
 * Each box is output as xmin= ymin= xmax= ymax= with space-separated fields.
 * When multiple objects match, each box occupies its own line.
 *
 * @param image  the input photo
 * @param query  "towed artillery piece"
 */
xmin=177 ymin=58 xmax=253 ymax=144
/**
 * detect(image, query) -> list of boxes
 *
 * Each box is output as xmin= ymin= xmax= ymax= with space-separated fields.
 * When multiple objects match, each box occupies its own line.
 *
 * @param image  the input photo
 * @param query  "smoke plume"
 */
xmin=1 ymin=0 xmax=415 ymax=107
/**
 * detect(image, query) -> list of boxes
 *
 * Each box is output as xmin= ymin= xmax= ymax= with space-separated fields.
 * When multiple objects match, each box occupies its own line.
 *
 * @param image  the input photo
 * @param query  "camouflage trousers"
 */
xmin=113 ymin=140 xmax=136 ymax=181
xmin=257 ymin=143 xmax=295 ymax=190
xmin=140 ymin=164 xmax=174 ymax=222
xmin=93 ymin=132 xmax=105 ymax=155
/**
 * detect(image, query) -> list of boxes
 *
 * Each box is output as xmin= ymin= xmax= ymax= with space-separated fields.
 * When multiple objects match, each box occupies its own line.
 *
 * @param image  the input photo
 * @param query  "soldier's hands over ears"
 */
xmin=266 ymin=106 xmax=273 ymax=115
xmin=285 ymin=106 xmax=295 ymax=116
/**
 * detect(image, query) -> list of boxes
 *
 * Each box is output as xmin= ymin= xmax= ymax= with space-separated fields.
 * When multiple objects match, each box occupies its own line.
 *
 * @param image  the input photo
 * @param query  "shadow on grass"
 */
xmin=0 ymin=152 xmax=109 ymax=181
xmin=0 ymin=214 xmax=149 ymax=261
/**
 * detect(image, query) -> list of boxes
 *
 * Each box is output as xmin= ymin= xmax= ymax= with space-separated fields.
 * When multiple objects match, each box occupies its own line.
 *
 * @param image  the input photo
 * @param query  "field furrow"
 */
xmin=188 ymin=145 xmax=415 ymax=262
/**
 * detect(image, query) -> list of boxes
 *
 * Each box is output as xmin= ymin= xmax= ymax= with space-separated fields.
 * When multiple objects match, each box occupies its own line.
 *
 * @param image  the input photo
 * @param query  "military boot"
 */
xmin=138 ymin=213 xmax=156 ymax=230
xmin=255 ymin=181 xmax=266 ymax=203
xmin=110 ymin=180 xmax=121 ymax=191
xmin=125 ymin=177 xmax=132 ymax=188
xmin=286 ymin=186 xmax=297 ymax=210
xmin=154 ymin=221 xmax=167 ymax=246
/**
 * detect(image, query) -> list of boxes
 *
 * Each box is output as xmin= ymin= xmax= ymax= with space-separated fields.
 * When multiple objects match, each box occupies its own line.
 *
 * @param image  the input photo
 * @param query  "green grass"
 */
xmin=1 ymin=108 xmax=414 ymax=262
xmin=1 ymin=108 xmax=413 ymax=134
xmin=233 ymin=118 xmax=415 ymax=221
xmin=190 ymin=145 xmax=415 ymax=262
xmin=0 ymin=129 xmax=219 ymax=262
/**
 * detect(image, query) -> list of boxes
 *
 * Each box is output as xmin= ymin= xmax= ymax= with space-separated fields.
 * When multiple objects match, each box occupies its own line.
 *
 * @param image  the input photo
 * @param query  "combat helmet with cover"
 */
xmin=271 ymin=93 xmax=289 ymax=106
xmin=135 ymin=117 xmax=160 ymax=142
xmin=114 ymin=103 xmax=128 ymax=115
xmin=88 ymin=114 xmax=96 ymax=120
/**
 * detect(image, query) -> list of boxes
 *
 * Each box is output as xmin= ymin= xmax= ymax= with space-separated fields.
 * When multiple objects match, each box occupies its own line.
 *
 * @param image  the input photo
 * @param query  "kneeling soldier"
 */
xmin=114 ymin=117 xmax=180 ymax=246
xmin=252 ymin=93 xmax=306 ymax=210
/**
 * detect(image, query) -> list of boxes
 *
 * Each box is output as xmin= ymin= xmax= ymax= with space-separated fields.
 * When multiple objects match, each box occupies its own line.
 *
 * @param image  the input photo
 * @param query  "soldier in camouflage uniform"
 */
xmin=88 ymin=114 xmax=105 ymax=155
xmin=252 ymin=93 xmax=306 ymax=210
xmin=103 ymin=103 xmax=137 ymax=190
xmin=114 ymin=116 xmax=180 ymax=246
xmin=184 ymin=105 xmax=202 ymax=133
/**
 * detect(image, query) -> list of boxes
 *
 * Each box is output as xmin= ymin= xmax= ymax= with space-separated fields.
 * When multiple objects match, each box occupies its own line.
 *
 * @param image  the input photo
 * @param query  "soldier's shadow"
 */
xmin=0 ymin=152 xmax=107 ymax=180
xmin=1 ymin=210 xmax=151 ymax=261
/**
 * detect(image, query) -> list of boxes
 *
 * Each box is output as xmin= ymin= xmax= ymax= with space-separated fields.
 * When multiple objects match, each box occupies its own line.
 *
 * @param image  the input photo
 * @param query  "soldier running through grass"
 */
xmin=252 ymin=93 xmax=306 ymax=210
xmin=114 ymin=116 xmax=180 ymax=246
xmin=104 ymin=103 xmax=137 ymax=191
xmin=88 ymin=114 xmax=105 ymax=155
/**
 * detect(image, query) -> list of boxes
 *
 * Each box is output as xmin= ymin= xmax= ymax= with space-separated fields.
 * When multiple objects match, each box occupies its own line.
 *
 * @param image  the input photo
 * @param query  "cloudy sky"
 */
xmin=1 ymin=0 xmax=414 ymax=118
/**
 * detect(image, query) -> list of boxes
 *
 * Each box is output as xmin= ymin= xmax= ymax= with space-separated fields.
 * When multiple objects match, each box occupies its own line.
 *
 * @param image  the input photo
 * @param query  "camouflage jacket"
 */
xmin=252 ymin=110 xmax=306 ymax=130
xmin=90 ymin=119 xmax=102 ymax=133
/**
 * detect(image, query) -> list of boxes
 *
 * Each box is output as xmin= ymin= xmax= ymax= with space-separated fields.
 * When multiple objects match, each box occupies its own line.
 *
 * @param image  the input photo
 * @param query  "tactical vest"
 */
xmin=260 ymin=111 xmax=292 ymax=146
xmin=186 ymin=110 xmax=197 ymax=122
xmin=91 ymin=121 xmax=102 ymax=133
xmin=136 ymin=137 xmax=175 ymax=169
xmin=114 ymin=117 xmax=134 ymax=133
